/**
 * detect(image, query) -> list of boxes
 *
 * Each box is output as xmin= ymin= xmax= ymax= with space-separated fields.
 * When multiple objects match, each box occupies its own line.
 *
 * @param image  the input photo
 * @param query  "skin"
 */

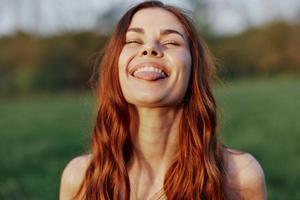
xmin=60 ymin=8 xmax=267 ymax=200
xmin=118 ymin=7 xmax=191 ymax=199
xmin=118 ymin=9 xmax=191 ymax=107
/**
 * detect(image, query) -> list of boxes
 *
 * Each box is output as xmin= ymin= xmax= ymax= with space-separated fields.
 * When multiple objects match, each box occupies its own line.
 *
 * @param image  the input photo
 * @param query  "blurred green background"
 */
xmin=0 ymin=0 xmax=300 ymax=199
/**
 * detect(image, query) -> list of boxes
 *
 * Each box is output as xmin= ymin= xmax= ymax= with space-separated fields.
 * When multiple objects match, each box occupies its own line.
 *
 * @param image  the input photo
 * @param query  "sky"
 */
xmin=0 ymin=0 xmax=299 ymax=36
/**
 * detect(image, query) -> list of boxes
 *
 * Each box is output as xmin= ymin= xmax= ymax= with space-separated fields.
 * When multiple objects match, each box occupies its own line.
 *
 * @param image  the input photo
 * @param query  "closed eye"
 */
xmin=125 ymin=40 xmax=143 ymax=45
xmin=163 ymin=40 xmax=180 ymax=47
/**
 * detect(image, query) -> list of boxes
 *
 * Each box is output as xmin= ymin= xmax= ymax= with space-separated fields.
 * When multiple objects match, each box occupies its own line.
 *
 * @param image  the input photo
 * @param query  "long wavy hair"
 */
xmin=75 ymin=1 xmax=230 ymax=199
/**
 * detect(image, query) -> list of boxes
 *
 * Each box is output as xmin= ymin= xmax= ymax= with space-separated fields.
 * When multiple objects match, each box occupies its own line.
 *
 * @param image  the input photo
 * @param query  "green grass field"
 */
xmin=0 ymin=78 xmax=299 ymax=199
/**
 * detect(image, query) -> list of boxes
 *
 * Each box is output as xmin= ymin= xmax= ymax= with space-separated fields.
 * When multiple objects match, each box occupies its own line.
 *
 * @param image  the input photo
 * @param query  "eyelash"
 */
xmin=125 ymin=40 xmax=180 ymax=47
xmin=125 ymin=40 xmax=142 ymax=45
xmin=163 ymin=40 xmax=180 ymax=46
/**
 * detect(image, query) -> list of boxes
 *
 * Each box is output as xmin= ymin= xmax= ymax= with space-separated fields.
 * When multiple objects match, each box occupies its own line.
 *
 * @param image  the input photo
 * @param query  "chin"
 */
xmin=127 ymin=96 xmax=165 ymax=106
xmin=126 ymin=95 xmax=182 ymax=108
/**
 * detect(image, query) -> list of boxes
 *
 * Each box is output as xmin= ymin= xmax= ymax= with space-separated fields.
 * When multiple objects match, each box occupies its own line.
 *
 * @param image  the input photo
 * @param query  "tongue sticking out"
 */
xmin=133 ymin=71 xmax=166 ymax=81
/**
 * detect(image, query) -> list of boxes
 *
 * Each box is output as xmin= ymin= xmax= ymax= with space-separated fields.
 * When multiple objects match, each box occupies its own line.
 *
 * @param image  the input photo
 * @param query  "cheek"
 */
xmin=182 ymin=50 xmax=192 ymax=69
xmin=118 ymin=49 xmax=128 ymax=93
xmin=177 ymin=50 xmax=192 ymax=94
xmin=169 ymin=47 xmax=191 ymax=64
xmin=118 ymin=47 xmax=137 ymax=99
xmin=166 ymin=50 xmax=192 ymax=102
xmin=185 ymin=52 xmax=192 ymax=78
xmin=118 ymin=46 xmax=139 ymax=71
xmin=169 ymin=49 xmax=192 ymax=77
xmin=118 ymin=49 xmax=128 ymax=72
xmin=180 ymin=50 xmax=192 ymax=81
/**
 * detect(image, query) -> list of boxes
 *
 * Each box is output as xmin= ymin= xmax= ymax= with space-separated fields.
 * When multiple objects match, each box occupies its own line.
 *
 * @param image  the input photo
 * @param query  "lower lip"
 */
xmin=132 ymin=71 xmax=167 ymax=81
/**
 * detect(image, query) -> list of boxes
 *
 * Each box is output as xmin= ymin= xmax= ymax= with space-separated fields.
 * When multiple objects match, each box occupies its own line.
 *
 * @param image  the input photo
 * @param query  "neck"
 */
xmin=128 ymin=106 xmax=182 ymax=180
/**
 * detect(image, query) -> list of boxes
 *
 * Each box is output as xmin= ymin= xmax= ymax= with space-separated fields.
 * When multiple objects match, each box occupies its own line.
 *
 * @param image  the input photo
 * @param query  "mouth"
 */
xmin=129 ymin=62 xmax=169 ymax=81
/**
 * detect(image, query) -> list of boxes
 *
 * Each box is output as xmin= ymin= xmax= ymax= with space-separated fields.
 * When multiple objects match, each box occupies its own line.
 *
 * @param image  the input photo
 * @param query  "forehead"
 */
xmin=128 ymin=8 xmax=186 ymax=35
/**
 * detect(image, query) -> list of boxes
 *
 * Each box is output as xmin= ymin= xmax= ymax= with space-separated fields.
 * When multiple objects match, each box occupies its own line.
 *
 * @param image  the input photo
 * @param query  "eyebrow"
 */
xmin=127 ymin=27 xmax=185 ymax=39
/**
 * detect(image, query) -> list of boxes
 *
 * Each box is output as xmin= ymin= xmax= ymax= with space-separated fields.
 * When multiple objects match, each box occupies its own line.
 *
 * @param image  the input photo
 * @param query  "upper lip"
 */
xmin=129 ymin=62 xmax=170 ymax=76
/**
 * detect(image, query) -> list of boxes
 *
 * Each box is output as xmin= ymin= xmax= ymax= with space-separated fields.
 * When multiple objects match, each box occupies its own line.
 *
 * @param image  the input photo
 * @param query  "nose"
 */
xmin=140 ymin=43 xmax=163 ymax=57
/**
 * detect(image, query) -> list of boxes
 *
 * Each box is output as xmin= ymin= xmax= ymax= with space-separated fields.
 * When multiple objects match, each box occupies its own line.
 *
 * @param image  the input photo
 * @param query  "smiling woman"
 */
xmin=59 ymin=1 xmax=267 ymax=200
xmin=118 ymin=7 xmax=191 ymax=107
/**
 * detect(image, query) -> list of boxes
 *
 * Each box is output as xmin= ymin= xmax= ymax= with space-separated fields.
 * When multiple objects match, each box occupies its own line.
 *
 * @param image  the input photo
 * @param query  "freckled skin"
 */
xmin=118 ymin=8 xmax=192 ymax=107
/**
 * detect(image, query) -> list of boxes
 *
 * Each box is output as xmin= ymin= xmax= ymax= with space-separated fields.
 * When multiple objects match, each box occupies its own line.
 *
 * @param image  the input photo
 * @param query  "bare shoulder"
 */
xmin=59 ymin=154 xmax=92 ymax=200
xmin=224 ymin=148 xmax=267 ymax=200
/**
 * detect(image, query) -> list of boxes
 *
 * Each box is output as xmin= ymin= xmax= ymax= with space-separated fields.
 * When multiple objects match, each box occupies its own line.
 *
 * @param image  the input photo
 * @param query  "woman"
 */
xmin=60 ymin=1 xmax=267 ymax=199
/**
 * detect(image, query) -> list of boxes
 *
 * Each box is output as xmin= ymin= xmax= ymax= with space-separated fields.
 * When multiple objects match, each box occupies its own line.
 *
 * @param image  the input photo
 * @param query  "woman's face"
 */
xmin=118 ymin=8 xmax=191 ymax=107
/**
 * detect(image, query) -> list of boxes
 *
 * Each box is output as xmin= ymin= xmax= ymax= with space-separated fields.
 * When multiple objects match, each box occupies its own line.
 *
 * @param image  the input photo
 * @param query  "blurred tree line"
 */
xmin=0 ymin=32 xmax=108 ymax=95
xmin=210 ymin=22 xmax=300 ymax=78
xmin=0 ymin=21 xmax=299 ymax=95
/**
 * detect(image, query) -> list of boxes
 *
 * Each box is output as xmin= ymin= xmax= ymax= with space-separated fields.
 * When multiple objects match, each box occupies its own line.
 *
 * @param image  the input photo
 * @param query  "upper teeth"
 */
xmin=134 ymin=66 xmax=166 ymax=76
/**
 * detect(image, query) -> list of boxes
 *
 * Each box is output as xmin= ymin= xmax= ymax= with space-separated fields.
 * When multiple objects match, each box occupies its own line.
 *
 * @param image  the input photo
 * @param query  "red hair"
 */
xmin=76 ymin=1 xmax=230 ymax=199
